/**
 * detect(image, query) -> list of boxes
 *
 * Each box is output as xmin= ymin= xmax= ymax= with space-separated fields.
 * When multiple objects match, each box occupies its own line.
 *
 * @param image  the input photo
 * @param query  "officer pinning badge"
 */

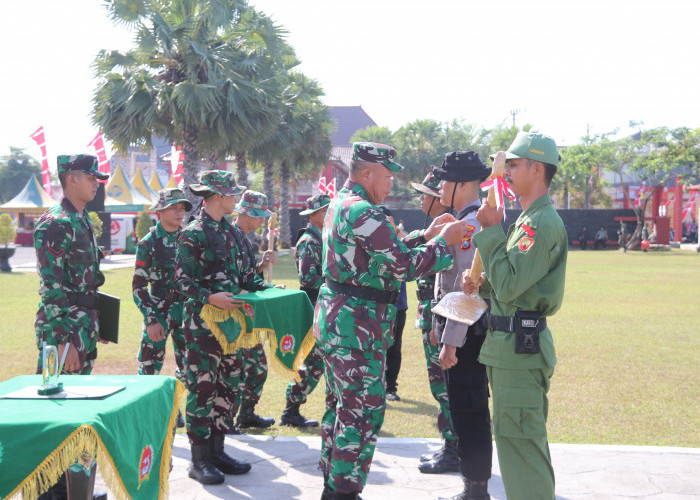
xmin=518 ymin=236 xmax=535 ymax=252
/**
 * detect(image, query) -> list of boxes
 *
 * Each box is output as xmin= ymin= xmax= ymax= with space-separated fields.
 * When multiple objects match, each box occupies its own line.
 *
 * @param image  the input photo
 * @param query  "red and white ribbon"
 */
xmin=480 ymin=177 xmax=516 ymax=219
xmin=171 ymin=143 xmax=184 ymax=188
xmin=29 ymin=126 xmax=52 ymax=196
xmin=87 ymin=131 xmax=111 ymax=183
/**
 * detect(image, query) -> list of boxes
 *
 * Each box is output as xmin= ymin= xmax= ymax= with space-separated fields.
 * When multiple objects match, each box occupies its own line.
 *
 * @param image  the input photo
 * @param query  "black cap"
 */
xmin=432 ymin=151 xmax=491 ymax=183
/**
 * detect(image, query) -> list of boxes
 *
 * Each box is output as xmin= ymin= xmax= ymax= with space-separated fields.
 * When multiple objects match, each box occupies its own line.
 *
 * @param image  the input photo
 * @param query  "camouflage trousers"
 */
xmin=421 ymin=328 xmax=457 ymax=442
xmin=285 ymin=343 xmax=324 ymax=405
xmin=238 ymin=343 xmax=267 ymax=407
xmin=184 ymin=308 xmax=242 ymax=444
xmin=319 ymin=342 xmax=387 ymax=495
xmin=35 ymin=306 xmax=98 ymax=375
xmin=137 ymin=304 xmax=186 ymax=383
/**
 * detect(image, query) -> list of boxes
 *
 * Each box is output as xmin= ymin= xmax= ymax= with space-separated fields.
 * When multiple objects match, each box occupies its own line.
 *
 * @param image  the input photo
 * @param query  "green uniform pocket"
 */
xmin=496 ymin=386 xmax=546 ymax=439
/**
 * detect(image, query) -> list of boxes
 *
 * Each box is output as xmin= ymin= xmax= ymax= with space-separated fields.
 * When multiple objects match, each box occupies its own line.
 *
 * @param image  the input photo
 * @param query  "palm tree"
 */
xmin=92 ymin=1 xmax=285 ymax=191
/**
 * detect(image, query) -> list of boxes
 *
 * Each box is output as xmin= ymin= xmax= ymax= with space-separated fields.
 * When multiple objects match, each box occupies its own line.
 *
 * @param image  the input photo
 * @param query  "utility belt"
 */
xmin=487 ymin=312 xmax=546 ymax=354
xmin=152 ymin=286 xmax=186 ymax=303
xmin=300 ymin=286 xmax=320 ymax=305
xmin=416 ymin=287 xmax=434 ymax=302
xmin=325 ymin=278 xmax=399 ymax=306
xmin=66 ymin=292 xmax=100 ymax=309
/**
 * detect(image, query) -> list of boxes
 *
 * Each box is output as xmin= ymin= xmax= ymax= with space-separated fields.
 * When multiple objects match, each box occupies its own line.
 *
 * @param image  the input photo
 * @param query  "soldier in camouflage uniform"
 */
xmin=407 ymin=171 xmax=461 ymax=474
xmin=34 ymin=155 xmax=109 ymax=500
xmin=175 ymin=170 xmax=254 ymax=485
xmin=315 ymin=142 xmax=469 ymax=500
xmin=280 ymin=193 xmax=331 ymax=428
xmin=232 ymin=190 xmax=277 ymax=430
xmin=34 ymin=154 xmax=109 ymax=375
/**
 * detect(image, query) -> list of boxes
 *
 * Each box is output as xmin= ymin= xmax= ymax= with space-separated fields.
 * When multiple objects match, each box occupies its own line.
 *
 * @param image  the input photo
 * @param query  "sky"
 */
xmin=1 ymin=0 xmax=698 ymax=166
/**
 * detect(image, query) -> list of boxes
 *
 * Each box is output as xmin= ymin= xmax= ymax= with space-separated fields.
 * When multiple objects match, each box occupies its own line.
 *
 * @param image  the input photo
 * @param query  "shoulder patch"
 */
xmin=460 ymin=235 xmax=472 ymax=251
xmin=518 ymin=236 xmax=535 ymax=252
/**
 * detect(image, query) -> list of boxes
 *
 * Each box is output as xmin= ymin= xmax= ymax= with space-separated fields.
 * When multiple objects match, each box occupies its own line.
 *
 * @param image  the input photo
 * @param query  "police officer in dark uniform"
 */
xmin=431 ymin=152 xmax=493 ymax=500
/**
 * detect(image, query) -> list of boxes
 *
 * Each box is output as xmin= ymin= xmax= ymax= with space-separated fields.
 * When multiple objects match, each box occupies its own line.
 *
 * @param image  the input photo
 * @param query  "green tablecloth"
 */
xmin=0 ymin=375 xmax=184 ymax=500
xmin=201 ymin=287 xmax=315 ymax=379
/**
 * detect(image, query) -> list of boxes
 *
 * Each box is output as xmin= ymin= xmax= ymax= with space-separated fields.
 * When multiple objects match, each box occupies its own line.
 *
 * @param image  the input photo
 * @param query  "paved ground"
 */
xmin=8 ymin=245 xmax=137 ymax=272
xmin=120 ymin=435 xmax=700 ymax=500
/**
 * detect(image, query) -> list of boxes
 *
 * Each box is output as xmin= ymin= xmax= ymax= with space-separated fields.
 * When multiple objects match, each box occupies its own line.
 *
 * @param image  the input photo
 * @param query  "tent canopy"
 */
xmin=0 ymin=175 xmax=56 ymax=214
xmin=105 ymin=165 xmax=152 ymax=213
xmin=131 ymin=167 xmax=158 ymax=202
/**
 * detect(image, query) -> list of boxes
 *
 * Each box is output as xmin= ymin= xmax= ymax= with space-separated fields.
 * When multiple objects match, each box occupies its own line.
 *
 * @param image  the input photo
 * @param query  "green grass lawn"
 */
xmin=1 ymin=250 xmax=698 ymax=447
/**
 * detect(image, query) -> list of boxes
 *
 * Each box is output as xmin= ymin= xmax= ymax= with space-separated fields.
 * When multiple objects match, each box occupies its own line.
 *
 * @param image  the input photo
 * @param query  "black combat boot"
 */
xmin=281 ymin=400 xmax=319 ymax=427
xmin=418 ymin=438 xmax=460 ymax=474
xmin=320 ymin=472 xmax=333 ymax=500
xmin=236 ymin=402 xmax=275 ymax=429
xmin=176 ymin=410 xmax=185 ymax=428
xmin=420 ymin=440 xmax=447 ymax=462
xmin=210 ymin=432 xmax=252 ymax=475
xmin=437 ymin=476 xmax=489 ymax=500
xmin=188 ymin=440 xmax=225 ymax=485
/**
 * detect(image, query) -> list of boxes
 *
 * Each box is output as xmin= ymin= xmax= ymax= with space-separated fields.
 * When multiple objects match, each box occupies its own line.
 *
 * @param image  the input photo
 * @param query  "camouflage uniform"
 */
xmin=315 ymin=142 xmax=454 ymax=496
xmin=285 ymin=194 xmax=330 ymax=410
xmin=408 ymin=172 xmax=457 ymax=446
xmin=174 ymin=171 xmax=252 ymax=444
xmin=232 ymin=191 xmax=276 ymax=428
xmin=132 ymin=188 xmax=192 ymax=379
xmin=34 ymin=155 xmax=108 ymax=375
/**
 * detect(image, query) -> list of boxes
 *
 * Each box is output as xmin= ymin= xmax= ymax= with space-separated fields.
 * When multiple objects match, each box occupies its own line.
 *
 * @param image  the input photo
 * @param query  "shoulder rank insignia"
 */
xmin=521 ymin=223 xmax=535 ymax=237
xmin=518 ymin=236 xmax=535 ymax=252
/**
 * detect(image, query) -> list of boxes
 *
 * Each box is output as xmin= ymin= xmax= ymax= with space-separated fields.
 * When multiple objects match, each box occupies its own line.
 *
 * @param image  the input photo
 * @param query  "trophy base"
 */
xmin=38 ymin=382 xmax=64 ymax=395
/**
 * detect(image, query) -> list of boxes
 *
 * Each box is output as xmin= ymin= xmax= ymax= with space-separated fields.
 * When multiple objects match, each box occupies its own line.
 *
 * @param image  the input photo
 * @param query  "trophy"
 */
xmin=38 ymin=341 xmax=66 ymax=395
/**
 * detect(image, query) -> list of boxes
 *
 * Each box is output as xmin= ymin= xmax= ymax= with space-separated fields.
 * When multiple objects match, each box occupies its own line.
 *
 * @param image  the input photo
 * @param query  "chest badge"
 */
xmin=518 ymin=236 xmax=535 ymax=252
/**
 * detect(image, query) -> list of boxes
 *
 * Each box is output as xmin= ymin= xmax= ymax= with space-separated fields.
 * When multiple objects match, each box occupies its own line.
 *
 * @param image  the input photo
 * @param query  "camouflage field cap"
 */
xmin=490 ymin=131 xmax=561 ymax=166
xmin=57 ymin=154 xmax=109 ymax=180
xmin=233 ymin=190 xmax=273 ymax=218
xmin=188 ymin=170 xmax=246 ymax=197
xmin=351 ymin=142 xmax=404 ymax=172
xmin=410 ymin=169 xmax=441 ymax=197
xmin=299 ymin=193 xmax=331 ymax=216
xmin=149 ymin=188 xmax=193 ymax=212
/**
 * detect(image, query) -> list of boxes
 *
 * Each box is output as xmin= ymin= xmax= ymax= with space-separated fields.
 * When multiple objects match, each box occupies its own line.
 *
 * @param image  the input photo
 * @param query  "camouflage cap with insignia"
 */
xmin=299 ymin=193 xmax=331 ymax=216
xmin=233 ymin=190 xmax=273 ymax=218
xmin=188 ymin=170 xmax=246 ymax=197
xmin=149 ymin=188 xmax=193 ymax=212
xmin=57 ymin=154 xmax=109 ymax=180
xmin=351 ymin=142 xmax=404 ymax=172
xmin=410 ymin=169 xmax=441 ymax=197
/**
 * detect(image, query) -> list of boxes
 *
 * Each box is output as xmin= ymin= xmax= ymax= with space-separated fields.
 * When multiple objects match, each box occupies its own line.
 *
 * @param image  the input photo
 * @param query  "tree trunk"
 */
xmin=262 ymin=161 xmax=275 ymax=250
xmin=279 ymin=160 xmax=291 ymax=248
xmin=206 ymin=151 xmax=220 ymax=170
xmin=236 ymin=151 xmax=248 ymax=187
xmin=181 ymin=126 xmax=204 ymax=219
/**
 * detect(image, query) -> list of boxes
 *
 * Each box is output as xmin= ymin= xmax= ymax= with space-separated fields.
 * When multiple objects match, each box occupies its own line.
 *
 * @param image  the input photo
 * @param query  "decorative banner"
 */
xmin=29 ymin=126 xmax=51 ymax=196
xmin=326 ymin=178 xmax=336 ymax=198
xmin=318 ymin=176 xmax=327 ymax=194
xmin=480 ymin=177 xmax=516 ymax=219
xmin=633 ymin=181 xmax=648 ymax=208
xmin=87 ymin=132 xmax=111 ymax=183
xmin=682 ymin=194 xmax=697 ymax=221
xmin=170 ymin=143 xmax=184 ymax=188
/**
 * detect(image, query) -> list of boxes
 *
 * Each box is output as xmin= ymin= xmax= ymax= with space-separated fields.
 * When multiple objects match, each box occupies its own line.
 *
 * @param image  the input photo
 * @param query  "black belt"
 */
xmin=325 ymin=279 xmax=399 ymax=305
xmin=487 ymin=314 xmax=546 ymax=333
xmin=416 ymin=287 xmax=433 ymax=301
xmin=152 ymin=287 xmax=186 ymax=303
xmin=301 ymin=286 xmax=320 ymax=304
xmin=66 ymin=292 xmax=99 ymax=309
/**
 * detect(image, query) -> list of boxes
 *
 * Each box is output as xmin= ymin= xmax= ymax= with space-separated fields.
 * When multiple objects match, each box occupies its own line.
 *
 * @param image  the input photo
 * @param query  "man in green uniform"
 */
xmin=280 ymin=193 xmax=331 ymax=428
xmin=463 ymin=132 xmax=567 ymax=500
xmin=232 ymin=190 xmax=277 ymax=430
xmin=316 ymin=142 xmax=468 ymax=500
xmin=175 ymin=170 xmax=254 ymax=485
xmin=408 ymin=171 xmax=460 ymax=473
xmin=34 ymin=154 xmax=109 ymax=500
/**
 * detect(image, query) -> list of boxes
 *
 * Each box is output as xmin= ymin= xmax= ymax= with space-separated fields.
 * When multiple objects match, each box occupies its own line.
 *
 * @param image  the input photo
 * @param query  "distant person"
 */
xmin=594 ymin=226 xmax=608 ymax=249
xmin=577 ymin=226 xmax=588 ymax=250
xmin=618 ymin=221 xmax=628 ymax=252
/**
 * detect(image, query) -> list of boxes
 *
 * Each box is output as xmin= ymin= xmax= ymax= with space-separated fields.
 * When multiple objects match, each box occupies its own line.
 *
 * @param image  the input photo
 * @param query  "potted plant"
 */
xmin=0 ymin=213 xmax=18 ymax=272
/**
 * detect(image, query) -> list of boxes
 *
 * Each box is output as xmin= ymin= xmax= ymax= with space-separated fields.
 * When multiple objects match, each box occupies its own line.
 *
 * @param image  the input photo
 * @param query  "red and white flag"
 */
xmin=171 ymin=143 xmax=184 ymax=188
xmin=29 ymin=126 xmax=52 ymax=196
xmin=318 ymin=176 xmax=327 ymax=194
xmin=682 ymin=194 xmax=697 ymax=221
xmin=633 ymin=182 xmax=647 ymax=208
xmin=326 ymin=178 xmax=336 ymax=198
xmin=87 ymin=131 xmax=111 ymax=183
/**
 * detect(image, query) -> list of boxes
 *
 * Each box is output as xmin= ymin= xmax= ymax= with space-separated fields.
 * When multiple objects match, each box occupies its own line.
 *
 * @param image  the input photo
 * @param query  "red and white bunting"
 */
xmin=318 ymin=176 xmax=327 ymax=194
xmin=29 ymin=126 xmax=52 ymax=196
xmin=171 ymin=143 xmax=184 ymax=188
xmin=682 ymin=194 xmax=697 ymax=221
xmin=87 ymin=131 xmax=111 ymax=183
xmin=326 ymin=178 xmax=336 ymax=198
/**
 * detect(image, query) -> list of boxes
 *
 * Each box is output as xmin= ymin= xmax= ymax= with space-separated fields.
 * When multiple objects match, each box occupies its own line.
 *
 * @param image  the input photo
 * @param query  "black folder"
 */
xmin=98 ymin=292 xmax=120 ymax=343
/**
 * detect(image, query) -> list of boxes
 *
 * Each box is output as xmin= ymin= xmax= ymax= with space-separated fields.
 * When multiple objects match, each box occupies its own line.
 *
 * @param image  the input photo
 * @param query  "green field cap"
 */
xmin=57 ymin=154 xmax=108 ymax=180
xmin=149 ymin=188 xmax=193 ymax=211
xmin=492 ymin=131 xmax=561 ymax=166
xmin=352 ymin=142 xmax=403 ymax=172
